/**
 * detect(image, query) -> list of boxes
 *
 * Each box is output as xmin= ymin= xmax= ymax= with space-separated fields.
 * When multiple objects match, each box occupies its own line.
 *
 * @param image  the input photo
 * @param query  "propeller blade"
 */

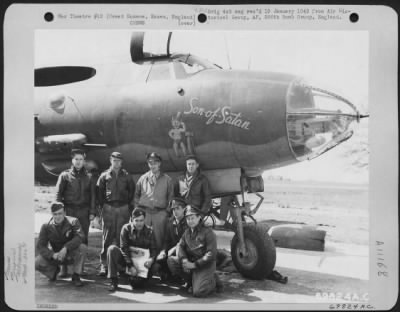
xmin=130 ymin=32 xmax=145 ymax=62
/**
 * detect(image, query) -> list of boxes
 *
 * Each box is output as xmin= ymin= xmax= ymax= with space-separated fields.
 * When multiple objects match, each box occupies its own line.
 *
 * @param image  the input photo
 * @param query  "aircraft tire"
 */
xmin=231 ymin=223 xmax=276 ymax=280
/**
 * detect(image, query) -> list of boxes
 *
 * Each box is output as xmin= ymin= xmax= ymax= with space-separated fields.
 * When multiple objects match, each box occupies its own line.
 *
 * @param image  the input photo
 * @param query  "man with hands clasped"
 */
xmin=168 ymin=205 xmax=222 ymax=297
xmin=35 ymin=202 xmax=86 ymax=287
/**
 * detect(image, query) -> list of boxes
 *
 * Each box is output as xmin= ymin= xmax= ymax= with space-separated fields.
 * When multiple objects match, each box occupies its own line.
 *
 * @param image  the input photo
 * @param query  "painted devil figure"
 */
xmin=169 ymin=112 xmax=187 ymax=157
xmin=169 ymin=112 xmax=195 ymax=157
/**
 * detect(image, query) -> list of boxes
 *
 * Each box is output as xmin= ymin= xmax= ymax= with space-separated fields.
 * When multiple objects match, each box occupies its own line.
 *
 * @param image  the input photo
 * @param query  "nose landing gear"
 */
xmin=206 ymin=192 xmax=276 ymax=280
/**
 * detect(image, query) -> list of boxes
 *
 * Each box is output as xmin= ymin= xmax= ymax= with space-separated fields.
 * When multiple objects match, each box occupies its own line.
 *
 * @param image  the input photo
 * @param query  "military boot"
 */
xmin=71 ymin=273 xmax=83 ymax=287
xmin=58 ymin=264 xmax=69 ymax=278
xmin=215 ymin=273 xmax=224 ymax=293
xmin=97 ymin=265 xmax=108 ymax=277
xmin=108 ymin=277 xmax=119 ymax=292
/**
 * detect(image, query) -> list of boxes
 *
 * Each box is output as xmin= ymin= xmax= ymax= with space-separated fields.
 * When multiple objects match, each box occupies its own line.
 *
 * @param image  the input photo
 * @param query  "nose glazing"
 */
xmin=286 ymin=80 xmax=360 ymax=161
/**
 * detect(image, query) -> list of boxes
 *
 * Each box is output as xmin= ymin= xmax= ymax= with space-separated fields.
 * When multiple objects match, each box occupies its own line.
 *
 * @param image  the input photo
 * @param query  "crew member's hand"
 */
xmin=57 ymin=247 xmax=67 ymax=261
xmin=144 ymin=259 xmax=154 ymax=269
xmin=182 ymin=260 xmax=196 ymax=270
xmin=89 ymin=214 xmax=95 ymax=221
xmin=52 ymin=253 xmax=59 ymax=261
xmin=156 ymin=250 xmax=166 ymax=261
xmin=167 ymin=246 xmax=176 ymax=257
xmin=128 ymin=266 xmax=137 ymax=276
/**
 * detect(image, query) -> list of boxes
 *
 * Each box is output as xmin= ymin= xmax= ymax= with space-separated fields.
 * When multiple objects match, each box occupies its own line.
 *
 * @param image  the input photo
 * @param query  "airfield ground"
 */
xmin=34 ymin=179 xmax=369 ymax=306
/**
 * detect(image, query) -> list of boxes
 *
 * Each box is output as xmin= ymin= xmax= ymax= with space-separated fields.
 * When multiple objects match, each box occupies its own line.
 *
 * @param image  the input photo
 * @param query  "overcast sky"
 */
xmin=35 ymin=30 xmax=368 ymax=112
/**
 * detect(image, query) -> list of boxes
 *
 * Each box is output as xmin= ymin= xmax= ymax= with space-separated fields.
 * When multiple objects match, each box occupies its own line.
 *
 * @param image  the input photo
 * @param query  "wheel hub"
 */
xmin=236 ymin=238 xmax=259 ymax=269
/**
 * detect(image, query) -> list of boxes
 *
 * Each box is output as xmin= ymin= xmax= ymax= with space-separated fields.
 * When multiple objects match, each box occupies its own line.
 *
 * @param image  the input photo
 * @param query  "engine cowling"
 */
xmin=35 ymin=133 xmax=87 ymax=154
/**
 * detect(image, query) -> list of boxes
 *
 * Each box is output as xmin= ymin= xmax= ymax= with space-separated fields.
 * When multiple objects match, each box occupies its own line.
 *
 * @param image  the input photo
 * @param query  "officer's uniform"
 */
xmin=134 ymin=153 xmax=174 ymax=252
xmin=97 ymin=153 xmax=135 ymax=271
xmin=168 ymin=207 xmax=217 ymax=297
xmin=35 ymin=216 xmax=87 ymax=279
xmin=55 ymin=166 xmax=96 ymax=245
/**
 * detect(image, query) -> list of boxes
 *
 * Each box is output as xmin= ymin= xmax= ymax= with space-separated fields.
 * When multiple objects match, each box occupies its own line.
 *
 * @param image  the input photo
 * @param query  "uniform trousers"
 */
xmin=107 ymin=245 xmax=159 ymax=279
xmin=167 ymin=255 xmax=216 ymax=297
xmin=142 ymin=208 xmax=168 ymax=252
xmin=35 ymin=244 xmax=87 ymax=279
xmin=100 ymin=203 xmax=130 ymax=267
xmin=65 ymin=204 xmax=90 ymax=245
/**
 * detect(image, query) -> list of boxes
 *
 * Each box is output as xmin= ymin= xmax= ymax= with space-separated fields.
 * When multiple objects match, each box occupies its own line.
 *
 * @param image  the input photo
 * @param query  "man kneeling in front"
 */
xmin=168 ymin=205 xmax=219 ymax=297
xmin=107 ymin=207 xmax=159 ymax=292
xmin=35 ymin=202 xmax=86 ymax=287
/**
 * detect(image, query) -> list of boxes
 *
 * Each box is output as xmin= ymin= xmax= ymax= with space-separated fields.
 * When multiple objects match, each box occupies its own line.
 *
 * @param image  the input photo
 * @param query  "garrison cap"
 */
xmin=131 ymin=207 xmax=146 ymax=219
xmin=146 ymin=152 xmax=162 ymax=162
xmin=185 ymin=205 xmax=202 ymax=217
xmin=110 ymin=152 xmax=123 ymax=160
xmin=50 ymin=201 xmax=64 ymax=212
xmin=185 ymin=154 xmax=199 ymax=163
xmin=71 ymin=149 xmax=86 ymax=157
xmin=170 ymin=197 xmax=187 ymax=209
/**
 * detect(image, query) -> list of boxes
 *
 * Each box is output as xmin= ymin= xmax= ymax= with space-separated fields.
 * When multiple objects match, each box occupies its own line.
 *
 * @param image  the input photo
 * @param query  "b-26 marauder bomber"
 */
xmin=34 ymin=31 xmax=368 ymax=279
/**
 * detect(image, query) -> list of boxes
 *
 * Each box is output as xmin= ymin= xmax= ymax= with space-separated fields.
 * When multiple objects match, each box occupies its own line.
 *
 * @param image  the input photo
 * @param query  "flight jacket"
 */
xmin=120 ymin=223 xmax=157 ymax=268
xmin=177 ymin=223 xmax=217 ymax=269
xmin=55 ymin=166 xmax=96 ymax=215
xmin=97 ymin=167 xmax=135 ymax=208
xmin=175 ymin=170 xmax=212 ymax=214
xmin=36 ymin=216 xmax=84 ymax=260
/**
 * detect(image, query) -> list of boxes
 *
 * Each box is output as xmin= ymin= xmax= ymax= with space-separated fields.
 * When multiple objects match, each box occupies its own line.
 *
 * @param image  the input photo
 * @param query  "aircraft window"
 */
xmin=180 ymin=61 xmax=205 ymax=75
xmin=147 ymin=62 xmax=172 ymax=81
xmin=286 ymin=80 xmax=356 ymax=161
xmin=173 ymin=61 xmax=204 ymax=79
xmin=35 ymin=66 xmax=96 ymax=87
xmin=172 ymin=54 xmax=219 ymax=79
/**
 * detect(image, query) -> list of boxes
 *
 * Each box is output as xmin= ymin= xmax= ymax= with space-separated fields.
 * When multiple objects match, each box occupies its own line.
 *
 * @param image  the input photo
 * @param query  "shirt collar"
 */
xmin=190 ymin=223 xmax=202 ymax=234
xmin=173 ymin=216 xmax=185 ymax=225
xmin=132 ymin=223 xmax=148 ymax=233
xmin=186 ymin=170 xmax=198 ymax=179
xmin=50 ymin=217 xmax=66 ymax=227
xmin=148 ymin=170 xmax=162 ymax=179
xmin=108 ymin=167 xmax=123 ymax=176
xmin=72 ymin=166 xmax=85 ymax=175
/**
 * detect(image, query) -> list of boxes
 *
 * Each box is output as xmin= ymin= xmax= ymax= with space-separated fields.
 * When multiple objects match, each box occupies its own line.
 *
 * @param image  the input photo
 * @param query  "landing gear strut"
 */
xmin=206 ymin=191 xmax=276 ymax=280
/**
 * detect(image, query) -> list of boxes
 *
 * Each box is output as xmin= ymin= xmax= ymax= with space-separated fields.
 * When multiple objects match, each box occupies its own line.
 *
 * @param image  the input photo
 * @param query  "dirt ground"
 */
xmin=34 ymin=179 xmax=369 ymax=305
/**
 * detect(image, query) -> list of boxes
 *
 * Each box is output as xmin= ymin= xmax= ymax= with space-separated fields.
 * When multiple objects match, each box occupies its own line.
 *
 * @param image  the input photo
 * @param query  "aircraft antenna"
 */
xmin=224 ymin=34 xmax=232 ymax=70
xmin=166 ymin=32 xmax=172 ymax=56
xmin=68 ymin=96 xmax=86 ymax=121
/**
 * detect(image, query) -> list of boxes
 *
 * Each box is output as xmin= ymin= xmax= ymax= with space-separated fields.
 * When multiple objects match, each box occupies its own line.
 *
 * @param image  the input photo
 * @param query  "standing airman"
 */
xmin=55 ymin=149 xmax=95 ymax=276
xmin=96 ymin=152 xmax=135 ymax=276
xmin=134 ymin=152 xmax=174 ymax=253
xmin=175 ymin=155 xmax=212 ymax=215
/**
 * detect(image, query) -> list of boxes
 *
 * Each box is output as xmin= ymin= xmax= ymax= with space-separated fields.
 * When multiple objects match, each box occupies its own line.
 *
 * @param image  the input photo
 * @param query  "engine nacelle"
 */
xmin=35 ymin=133 xmax=87 ymax=154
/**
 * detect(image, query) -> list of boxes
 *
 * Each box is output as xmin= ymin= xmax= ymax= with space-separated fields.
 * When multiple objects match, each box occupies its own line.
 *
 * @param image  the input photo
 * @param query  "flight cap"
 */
xmin=110 ymin=152 xmax=123 ymax=160
xmin=131 ymin=207 xmax=146 ymax=219
xmin=170 ymin=197 xmax=187 ymax=209
xmin=185 ymin=205 xmax=202 ymax=217
xmin=147 ymin=152 xmax=162 ymax=162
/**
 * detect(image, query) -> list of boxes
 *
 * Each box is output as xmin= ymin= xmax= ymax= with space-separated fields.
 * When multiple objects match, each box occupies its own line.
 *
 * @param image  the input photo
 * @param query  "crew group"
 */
xmin=35 ymin=150 xmax=223 ymax=297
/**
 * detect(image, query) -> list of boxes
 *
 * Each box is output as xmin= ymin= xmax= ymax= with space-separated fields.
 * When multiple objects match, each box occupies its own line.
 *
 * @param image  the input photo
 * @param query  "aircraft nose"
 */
xmin=286 ymin=81 xmax=363 ymax=161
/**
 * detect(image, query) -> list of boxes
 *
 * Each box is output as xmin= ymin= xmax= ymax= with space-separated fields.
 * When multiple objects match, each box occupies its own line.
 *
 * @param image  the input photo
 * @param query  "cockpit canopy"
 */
xmin=145 ymin=53 xmax=221 ymax=82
